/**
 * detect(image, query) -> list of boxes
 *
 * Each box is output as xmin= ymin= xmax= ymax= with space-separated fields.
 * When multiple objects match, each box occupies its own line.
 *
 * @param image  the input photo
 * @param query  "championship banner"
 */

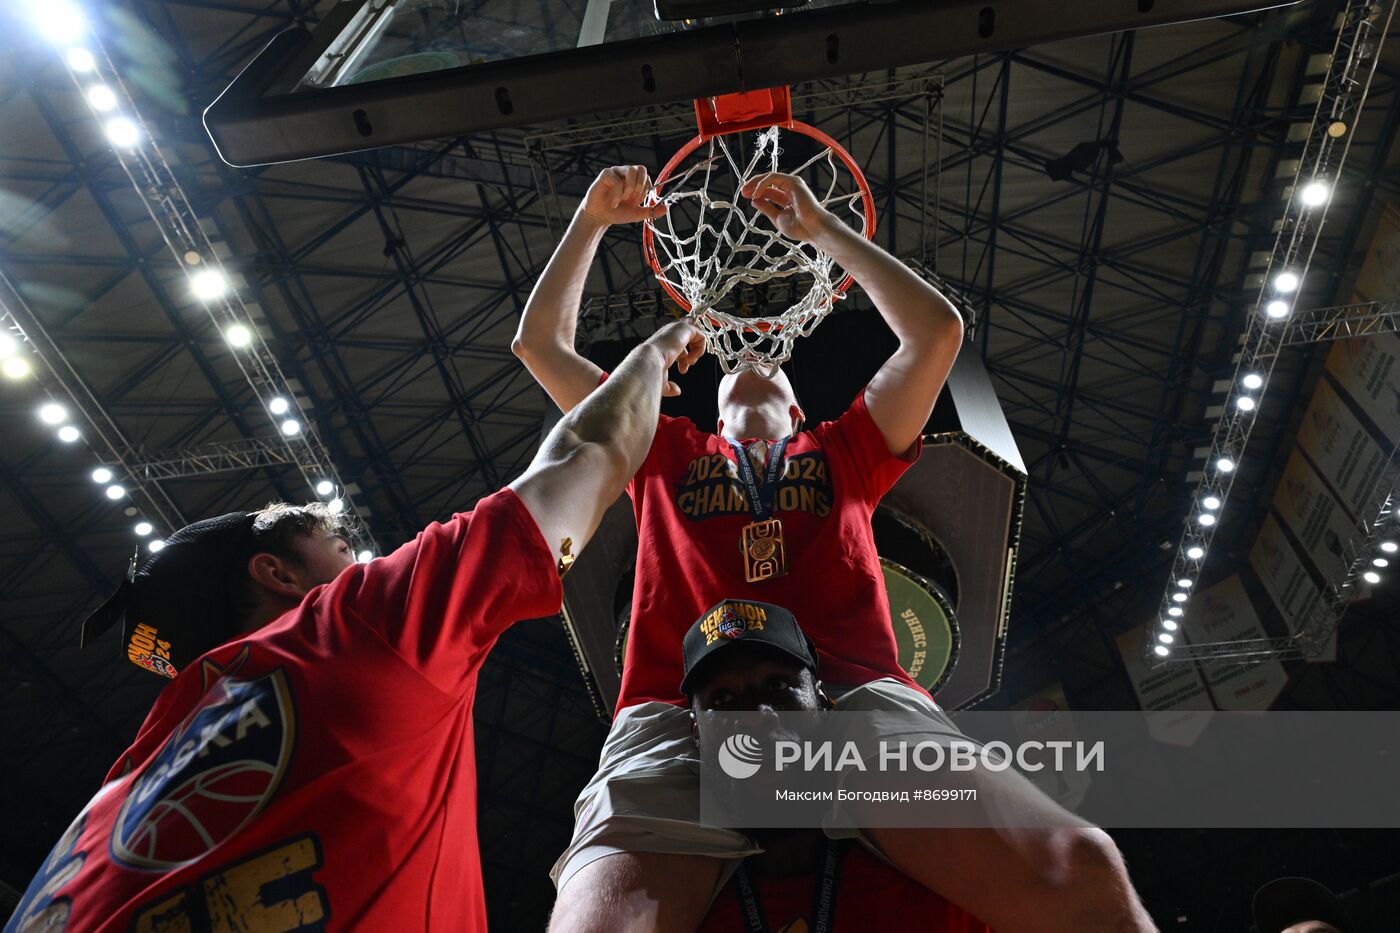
xmin=1249 ymin=515 xmax=1337 ymax=662
xmin=1323 ymin=332 xmax=1400 ymax=447
xmin=1271 ymin=448 xmax=1361 ymax=585
xmin=1012 ymin=682 xmax=1091 ymax=809
xmin=1349 ymin=200 xmax=1400 ymax=303
xmin=1184 ymin=575 xmax=1288 ymax=710
xmin=1295 ymin=378 xmax=1391 ymax=520
xmin=1114 ymin=625 xmax=1212 ymax=746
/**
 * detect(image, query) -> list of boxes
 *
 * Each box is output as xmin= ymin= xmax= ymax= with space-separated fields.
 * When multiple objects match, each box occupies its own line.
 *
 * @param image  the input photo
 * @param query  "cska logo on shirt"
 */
xmin=675 ymin=451 xmax=833 ymax=521
xmin=111 ymin=663 xmax=296 ymax=870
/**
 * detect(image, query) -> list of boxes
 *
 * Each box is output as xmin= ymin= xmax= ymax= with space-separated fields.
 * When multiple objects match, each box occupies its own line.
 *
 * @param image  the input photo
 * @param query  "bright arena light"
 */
xmin=1187 ymin=546 xmax=1205 ymax=560
xmin=1168 ymin=607 xmax=1184 ymax=617
xmin=1164 ymin=618 xmax=1180 ymax=630
xmin=1172 ymin=592 xmax=1188 ymax=603
xmin=0 ymin=334 xmax=16 ymax=357
xmin=38 ymin=402 xmax=68 ymax=425
xmin=1236 ymin=396 xmax=1256 ymax=412
xmin=1363 ymin=571 xmax=1381 ymax=584
xmin=1300 ymin=181 xmax=1331 ymax=207
xmin=148 ymin=539 xmax=166 ymax=553
xmin=104 ymin=116 xmax=141 ymax=148
xmin=1374 ymin=558 xmax=1389 ymax=568
xmin=105 ymin=484 xmax=126 ymax=500
xmin=2 ymin=357 xmax=30 ymax=380
xmin=135 ymin=521 xmax=153 ymax=536
xmin=191 ymin=268 xmax=227 ymax=301
xmin=1216 ymin=457 xmax=1236 ymax=473
xmin=86 ymin=84 xmax=117 ymax=112
xmin=65 ymin=48 xmax=96 ymax=73
xmin=269 ymin=396 xmax=290 ymax=415
xmin=35 ymin=3 xmax=85 ymax=43
xmin=280 ymin=418 xmax=301 ymax=436
xmin=91 ymin=467 xmax=113 ymax=484
xmin=1177 ymin=578 xmax=1193 ymax=588
xmin=1381 ymin=541 xmax=1399 ymax=554
xmin=1158 ymin=633 xmax=1174 ymax=644
xmin=1199 ymin=513 xmax=1217 ymax=527
xmin=1202 ymin=496 xmax=1221 ymax=510
xmin=315 ymin=480 xmax=334 ymax=496
xmin=225 ymin=323 xmax=252 ymax=348
xmin=57 ymin=425 xmax=80 ymax=443
xmin=328 ymin=497 xmax=345 ymax=515
xmin=1242 ymin=373 xmax=1264 ymax=390
xmin=356 ymin=550 xmax=372 ymax=563
xmin=1265 ymin=300 xmax=1291 ymax=319
xmin=1273 ymin=271 xmax=1300 ymax=293
xmin=1153 ymin=645 xmax=1170 ymax=657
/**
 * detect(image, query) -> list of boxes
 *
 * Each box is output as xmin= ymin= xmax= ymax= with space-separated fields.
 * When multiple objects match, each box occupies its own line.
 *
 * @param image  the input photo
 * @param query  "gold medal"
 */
xmin=741 ymin=518 xmax=786 ymax=582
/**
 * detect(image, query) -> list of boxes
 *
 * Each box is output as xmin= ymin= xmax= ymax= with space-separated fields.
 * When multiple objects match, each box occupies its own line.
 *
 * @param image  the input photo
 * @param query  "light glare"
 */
xmin=1236 ymin=396 xmax=1256 ymax=412
xmin=1203 ymin=496 xmax=1221 ymax=510
xmin=1381 ymin=541 xmax=1398 ymax=554
xmin=269 ymin=396 xmax=290 ymax=415
xmin=104 ymin=116 xmax=141 ymax=148
xmin=1216 ymin=457 xmax=1235 ymax=473
xmin=225 ymin=324 xmax=252 ymax=348
xmin=38 ymin=402 xmax=67 ymax=425
xmin=328 ymin=497 xmax=345 ymax=515
xmin=1153 ymin=645 xmax=1170 ymax=657
xmin=1273 ymin=271 xmax=1300 ymax=293
xmin=1300 ymin=180 xmax=1330 ymax=206
xmin=1374 ymin=558 xmax=1389 ymax=568
xmin=280 ymin=419 xmax=301 ymax=436
xmin=57 ymin=425 xmax=80 ymax=443
xmin=149 ymin=539 xmax=166 ymax=553
xmin=105 ymin=484 xmax=126 ymax=500
xmin=2 ymin=357 xmax=30 ymax=380
xmin=91 ymin=467 xmax=113 ymax=484
xmin=86 ymin=84 xmax=117 ymax=112
xmin=36 ymin=4 xmax=85 ymax=43
xmin=1158 ymin=633 xmax=1174 ymax=644
xmin=315 ymin=480 xmax=334 ymax=496
xmin=66 ymin=48 xmax=96 ymax=72
xmin=1265 ymin=300 xmax=1290 ymax=319
xmin=1199 ymin=513 xmax=1217 ymax=526
xmin=1242 ymin=373 xmax=1263 ymax=390
xmin=357 ymin=550 xmax=372 ymax=563
xmin=1177 ymin=578 xmax=1193 ymax=588
xmin=191 ymin=268 xmax=227 ymax=301
xmin=1363 ymin=571 xmax=1381 ymax=584
xmin=135 ymin=521 xmax=153 ymax=536
xmin=1164 ymin=617 xmax=1180 ymax=629
xmin=1187 ymin=546 xmax=1205 ymax=560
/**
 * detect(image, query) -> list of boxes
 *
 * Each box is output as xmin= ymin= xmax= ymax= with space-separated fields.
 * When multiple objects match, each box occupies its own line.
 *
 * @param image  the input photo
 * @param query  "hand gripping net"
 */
xmin=643 ymin=122 xmax=876 ymax=377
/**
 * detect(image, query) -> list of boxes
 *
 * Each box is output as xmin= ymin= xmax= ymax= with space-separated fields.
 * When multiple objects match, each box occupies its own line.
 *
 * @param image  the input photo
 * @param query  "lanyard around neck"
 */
xmin=733 ymin=837 xmax=845 ymax=933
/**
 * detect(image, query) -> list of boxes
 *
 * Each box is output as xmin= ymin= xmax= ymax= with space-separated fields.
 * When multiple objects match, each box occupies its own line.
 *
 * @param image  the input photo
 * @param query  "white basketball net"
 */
xmin=645 ymin=126 xmax=870 ymax=376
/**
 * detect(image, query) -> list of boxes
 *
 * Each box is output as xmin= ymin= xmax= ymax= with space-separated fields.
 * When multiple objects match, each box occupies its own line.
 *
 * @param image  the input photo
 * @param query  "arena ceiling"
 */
xmin=2 ymin=0 xmax=1399 ymax=927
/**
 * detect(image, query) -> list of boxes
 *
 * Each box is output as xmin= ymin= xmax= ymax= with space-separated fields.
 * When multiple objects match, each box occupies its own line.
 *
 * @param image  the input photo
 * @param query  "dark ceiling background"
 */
xmin=2 ymin=0 xmax=1400 ymax=929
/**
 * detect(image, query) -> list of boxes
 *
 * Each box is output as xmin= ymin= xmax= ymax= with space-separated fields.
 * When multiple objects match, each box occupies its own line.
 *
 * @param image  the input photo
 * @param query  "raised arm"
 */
xmin=513 ymin=165 xmax=665 ymax=412
xmin=509 ymin=320 xmax=703 ymax=569
xmin=745 ymin=173 xmax=964 ymax=456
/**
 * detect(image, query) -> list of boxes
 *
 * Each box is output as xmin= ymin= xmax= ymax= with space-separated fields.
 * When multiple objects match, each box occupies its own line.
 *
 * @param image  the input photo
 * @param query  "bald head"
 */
xmin=717 ymin=366 xmax=804 ymax=439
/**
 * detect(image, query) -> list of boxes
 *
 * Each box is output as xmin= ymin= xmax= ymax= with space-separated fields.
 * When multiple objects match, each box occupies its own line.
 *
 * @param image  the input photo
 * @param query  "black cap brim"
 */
xmin=679 ymin=639 xmax=816 ymax=697
xmin=80 ymin=580 xmax=130 ymax=649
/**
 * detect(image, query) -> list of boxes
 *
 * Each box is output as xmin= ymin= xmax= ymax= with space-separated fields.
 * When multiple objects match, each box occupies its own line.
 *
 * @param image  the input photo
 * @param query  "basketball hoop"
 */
xmin=643 ymin=88 xmax=876 ymax=376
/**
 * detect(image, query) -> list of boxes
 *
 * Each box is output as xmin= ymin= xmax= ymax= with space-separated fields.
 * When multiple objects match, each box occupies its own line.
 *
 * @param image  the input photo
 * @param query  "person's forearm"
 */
xmin=514 ymin=211 xmax=608 ymax=356
xmin=812 ymin=220 xmax=962 ymax=346
xmin=552 ymin=340 xmax=667 ymax=481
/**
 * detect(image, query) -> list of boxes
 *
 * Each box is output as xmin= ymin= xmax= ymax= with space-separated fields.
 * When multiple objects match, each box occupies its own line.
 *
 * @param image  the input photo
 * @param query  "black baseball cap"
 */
xmin=81 ymin=511 xmax=260 ymax=680
xmin=1252 ymin=877 xmax=1349 ymax=933
xmin=680 ymin=599 xmax=818 ymax=696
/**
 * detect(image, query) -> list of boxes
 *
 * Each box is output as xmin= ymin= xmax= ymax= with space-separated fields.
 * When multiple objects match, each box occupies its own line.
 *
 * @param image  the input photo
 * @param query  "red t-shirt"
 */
xmin=698 ymin=844 xmax=993 ymax=932
xmin=6 ymin=489 xmax=560 ymax=933
xmin=619 ymin=391 xmax=923 ymax=709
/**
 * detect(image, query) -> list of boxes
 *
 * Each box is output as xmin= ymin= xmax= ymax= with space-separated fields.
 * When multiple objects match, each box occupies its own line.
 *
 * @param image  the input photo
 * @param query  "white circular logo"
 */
xmin=718 ymin=733 xmax=764 ymax=780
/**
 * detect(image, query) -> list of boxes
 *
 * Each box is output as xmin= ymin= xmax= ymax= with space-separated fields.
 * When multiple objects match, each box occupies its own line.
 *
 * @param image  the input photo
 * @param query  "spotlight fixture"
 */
xmin=86 ymin=84 xmax=117 ymax=112
xmin=66 ymin=47 xmax=96 ymax=72
xmin=1177 ymin=578 xmax=1193 ymax=588
xmin=1242 ymin=373 xmax=1264 ymax=390
xmin=1153 ymin=645 xmax=1170 ymax=657
xmin=191 ymin=269 xmax=227 ymax=301
xmin=35 ymin=3 xmax=85 ymax=43
xmin=356 ymin=550 xmax=373 ymax=563
xmin=1198 ymin=513 xmax=1217 ymax=527
xmin=1374 ymin=558 xmax=1389 ymax=568
xmin=57 ymin=425 xmax=80 ymax=443
xmin=1187 ymin=546 xmax=1205 ymax=560
xmin=38 ymin=402 xmax=68 ymax=425
xmin=1300 ymin=180 xmax=1331 ymax=206
xmin=225 ymin=324 xmax=252 ymax=348
xmin=1167 ymin=607 xmax=1183 ymax=617
xmin=1158 ymin=633 xmax=1174 ymax=644
xmin=149 ymin=539 xmax=166 ymax=553
xmin=1216 ymin=457 xmax=1236 ymax=473
xmin=135 ymin=521 xmax=153 ymax=536
xmin=269 ymin=396 xmax=290 ymax=415
xmin=1363 ymin=571 xmax=1381 ymax=584
xmin=315 ymin=480 xmax=334 ymax=496
xmin=280 ymin=419 xmax=301 ymax=436
xmin=0 ymin=334 xmax=16 ymax=357
xmin=1381 ymin=541 xmax=1398 ymax=554
xmin=1202 ymin=496 xmax=1221 ymax=510
xmin=1163 ymin=618 xmax=1180 ymax=630
xmin=1172 ymin=592 xmax=1188 ymax=603
xmin=1273 ymin=271 xmax=1300 ymax=293
xmin=1265 ymin=300 xmax=1290 ymax=319
xmin=1236 ymin=396 xmax=1256 ymax=412
xmin=91 ymin=467 xmax=113 ymax=484
xmin=105 ymin=484 xmax=126 ymax=500
xmin=104 ymin=117 xmax=141 ymax=148
xmin=328 ymin=497 xmax=345 ymax=515
xmin=2 ymin=357 xmax=31 ymax=379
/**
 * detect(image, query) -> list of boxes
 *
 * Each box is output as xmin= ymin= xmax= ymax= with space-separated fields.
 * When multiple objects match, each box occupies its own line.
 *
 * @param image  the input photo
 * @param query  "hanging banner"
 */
xmin=1295 ymin=378 xmax=1391 ymax=520
xmin=1323 ymin=333 xmax=1400 ymax=448
xmin=1184 ymin=575 xmax=1288 ymax=710
xmin=1249 ymin=515 xmax=1337 ymax=662
xmin=1271 ymin=449 xmax=1361 ymax=586
xmin=1012 ymin=683 xmax=1092 ymax=809
xmin=1349 ymin=200 xmax=1400 ymax=303
xmin=1114 ymin=626 xmax=1212 ymax=746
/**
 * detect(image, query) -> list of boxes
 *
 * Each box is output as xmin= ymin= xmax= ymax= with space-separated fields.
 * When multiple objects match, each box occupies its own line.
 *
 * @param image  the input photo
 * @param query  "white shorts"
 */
xmin=550 ymin=678 xmax=962 ymax=892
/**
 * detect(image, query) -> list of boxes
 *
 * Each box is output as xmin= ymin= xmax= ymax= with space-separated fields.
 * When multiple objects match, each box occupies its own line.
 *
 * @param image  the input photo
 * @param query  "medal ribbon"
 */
xmin=733 ymin=837 xmax=846 ymax=933
xmin=727 ymin=436 xmax=790 ymax=522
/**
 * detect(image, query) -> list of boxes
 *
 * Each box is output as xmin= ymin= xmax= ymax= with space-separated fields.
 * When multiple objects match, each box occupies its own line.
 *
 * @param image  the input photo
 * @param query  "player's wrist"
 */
xmin=574 ymin=207 xmax=613 ymax=232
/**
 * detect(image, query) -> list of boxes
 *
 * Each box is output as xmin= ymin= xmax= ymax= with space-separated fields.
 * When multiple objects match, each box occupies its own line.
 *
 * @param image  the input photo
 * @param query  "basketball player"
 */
xmin=679 ymin=598 xmax=996 ymax=932
xmin=516 ymin=167 xmax=1155 ymax=932
xmin=4 ymin=320 xmax=704 ymax=933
